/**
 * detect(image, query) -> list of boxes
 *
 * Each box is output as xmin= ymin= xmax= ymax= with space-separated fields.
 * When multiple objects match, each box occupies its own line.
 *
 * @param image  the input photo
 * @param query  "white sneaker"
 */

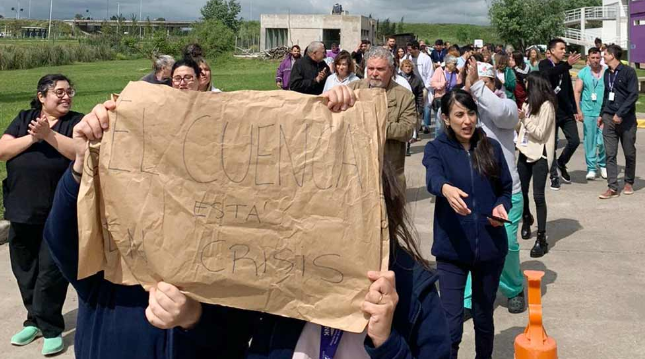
xmin=601 ymin=167 xmax=607 ymax=179
xmin=586 ymin=171 xmax=597 ymax=180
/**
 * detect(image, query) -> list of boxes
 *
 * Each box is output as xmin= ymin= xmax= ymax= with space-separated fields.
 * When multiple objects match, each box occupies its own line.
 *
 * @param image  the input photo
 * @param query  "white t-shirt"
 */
xmin=292 ymin=323 xmax=370 ymax=359
xmin=323 ymin=73 xmax=360 ymax=93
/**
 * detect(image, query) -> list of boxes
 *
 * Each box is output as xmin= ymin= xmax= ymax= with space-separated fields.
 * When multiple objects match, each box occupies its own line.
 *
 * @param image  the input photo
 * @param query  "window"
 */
xmin=322 ymin=29 xmax=341 ymax=50
xmin=266 ymin=28 xmax=288 ymax=49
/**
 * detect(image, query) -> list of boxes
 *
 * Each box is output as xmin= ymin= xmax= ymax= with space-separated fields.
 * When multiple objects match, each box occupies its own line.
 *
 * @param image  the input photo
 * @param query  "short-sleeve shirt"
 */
xmin=577 ymin=66 xmax=605 ymax=117
xmin=3 ymin=109 xmax=83 ymax=224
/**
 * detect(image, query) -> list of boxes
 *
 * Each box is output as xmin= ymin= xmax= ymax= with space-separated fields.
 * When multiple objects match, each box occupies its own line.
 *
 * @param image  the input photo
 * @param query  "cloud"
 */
xmin=0 ymin=0 xmax=490 ymax=25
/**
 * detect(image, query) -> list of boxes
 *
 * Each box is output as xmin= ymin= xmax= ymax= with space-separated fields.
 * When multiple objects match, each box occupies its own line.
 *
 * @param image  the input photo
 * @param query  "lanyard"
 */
xmin=446 ymin=71 xmax=455 ymax=91
xmin=320 ymin=326 xmax=344 ymax=359
xmin=549 ymin=60 xmax=563 ymax=87
xmin=608 ymin=70 xmax=619 ymax=92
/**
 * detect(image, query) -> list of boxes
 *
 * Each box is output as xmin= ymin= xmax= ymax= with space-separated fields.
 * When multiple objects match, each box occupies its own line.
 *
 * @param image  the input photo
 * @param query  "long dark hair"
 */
xmin=30 ymin=74 xmax=72 ymax=110
xmin=382 ymin=160 xmax=429 ymax=269
xmin=525 ymin=72 xmax=557 ymax=116
xmin=440 ymin=89 xmax=500 ymax=179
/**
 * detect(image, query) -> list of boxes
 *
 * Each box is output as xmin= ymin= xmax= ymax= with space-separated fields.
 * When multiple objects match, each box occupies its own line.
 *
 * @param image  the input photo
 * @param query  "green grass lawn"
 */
xmin=0 ymin=56 xmax=279 ymax=216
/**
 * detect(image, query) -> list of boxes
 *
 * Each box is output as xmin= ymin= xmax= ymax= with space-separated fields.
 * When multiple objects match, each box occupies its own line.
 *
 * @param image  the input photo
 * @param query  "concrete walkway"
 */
xmin=0 ymin=123 xmax=643 ymax=358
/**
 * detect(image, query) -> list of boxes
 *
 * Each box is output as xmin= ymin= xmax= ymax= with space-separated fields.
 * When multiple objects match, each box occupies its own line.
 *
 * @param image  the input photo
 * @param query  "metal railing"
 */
xmin=564 ymin=5 xmax=628 ymax=23
xmin=563 ymin=28 xmax=627 ymax=47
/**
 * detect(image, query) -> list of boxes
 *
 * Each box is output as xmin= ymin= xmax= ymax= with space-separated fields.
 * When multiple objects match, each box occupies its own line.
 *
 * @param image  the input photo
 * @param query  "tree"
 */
xmin=200 ymin=0 xmax=241 ymax=32
xmin=489 ymin=0 xmax=565 ymax=50
xmin=456 ymin=26 xmax=470 ymax=44
xmin=190 ymin=19 xmax=235 ymax=55
xmin=0 ymin=15 xmax=4 ymax=19
xmin=155 ymin=17 xmax=166 ymax=21
xmin=564 ymin=0 xmax=601 ymax=11
xmin=74 ymin=13 xmax=84 ymax=20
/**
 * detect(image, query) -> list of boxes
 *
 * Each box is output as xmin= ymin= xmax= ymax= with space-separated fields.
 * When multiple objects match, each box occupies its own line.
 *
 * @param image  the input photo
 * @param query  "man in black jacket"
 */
xmin=289 ymin=41 xmax=330 ymax=95
xmin=539 ymin=38 xmax=581 ymax=190
xmin=597 ymin=45 xmax=640 ymax=199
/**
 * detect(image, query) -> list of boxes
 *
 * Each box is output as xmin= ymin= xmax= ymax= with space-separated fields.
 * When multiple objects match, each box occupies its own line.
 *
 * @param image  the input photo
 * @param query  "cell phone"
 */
xmin=487 ymin=215 xmax=512 ymax=224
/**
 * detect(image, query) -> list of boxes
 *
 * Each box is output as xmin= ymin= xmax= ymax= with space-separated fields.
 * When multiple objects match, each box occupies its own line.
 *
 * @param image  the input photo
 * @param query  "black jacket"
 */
xmin=289 ymin=55 xmax=330 ymax=95
xmin=539 ymin=59 xmax=575 ymax=119
xmin=247 ymin=250 xmax=451 ymax=359
xmin=402 ymin=73 xmax=425 ymax=114
xmin=599 ymin=63 xmax=640 ymax=121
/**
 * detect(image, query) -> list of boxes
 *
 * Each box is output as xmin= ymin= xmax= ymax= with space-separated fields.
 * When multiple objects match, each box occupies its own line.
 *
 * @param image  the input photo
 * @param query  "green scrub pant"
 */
xmin=464 ymin=192 xmax=524 ymax=309
xmin=583 ymin=115 xmax=606 ymax=172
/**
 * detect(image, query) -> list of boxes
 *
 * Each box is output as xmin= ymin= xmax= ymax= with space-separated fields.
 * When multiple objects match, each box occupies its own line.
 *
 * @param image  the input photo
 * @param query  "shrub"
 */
xmin=0 ymin=43 xmax=116 ymax=70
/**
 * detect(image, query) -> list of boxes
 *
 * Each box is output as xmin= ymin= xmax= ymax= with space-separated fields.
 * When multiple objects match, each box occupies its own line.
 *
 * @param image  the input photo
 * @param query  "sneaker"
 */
xmin=586 ymin=171 xmax=597 ymax=180
xmin=599 ymin=188 xmax=619 ymax=199
xmin=42 ymin=335 xmax=64 ymax=356
xmin=623 ymin=183 xmax=634 ymax=195
xmin=557 ymin=162 xmax=571 ymax=183
xmin=600 ymin=167 xmax=607 ymax=179
xmin=422 ymin=126 xmax=430 ymax=134
xmin=508 ymin=291 xmax=526 ymax=314
xmin=550 ymin=177 xmax=561 ymax=191
xmin=11 ymin=326 xmax=41 ymax=346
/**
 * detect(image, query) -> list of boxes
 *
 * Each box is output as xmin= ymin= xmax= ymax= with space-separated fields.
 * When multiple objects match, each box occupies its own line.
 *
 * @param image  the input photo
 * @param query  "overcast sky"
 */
xmin=0 ymin=0 xmax=490 ymax=25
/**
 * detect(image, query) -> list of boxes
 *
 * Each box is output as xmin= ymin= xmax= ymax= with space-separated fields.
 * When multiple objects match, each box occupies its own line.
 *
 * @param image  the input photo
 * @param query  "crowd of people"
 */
xmin=0 ymin=34 xmax=640 ymax=359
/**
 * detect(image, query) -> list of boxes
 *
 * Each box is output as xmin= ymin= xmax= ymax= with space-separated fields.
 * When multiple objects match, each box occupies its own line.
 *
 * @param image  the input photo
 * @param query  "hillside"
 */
xmin=398 ymin=23 xmax=500 ymax=46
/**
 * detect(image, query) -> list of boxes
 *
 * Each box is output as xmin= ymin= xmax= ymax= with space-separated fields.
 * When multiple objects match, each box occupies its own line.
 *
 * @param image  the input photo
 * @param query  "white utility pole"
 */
xmin=139 ymin=0 xmax=142 ymax=38
xmin=28 ymin=0 xmax=31 ymax=19
xmin=48 ymin=0 xmax=53 ymax=39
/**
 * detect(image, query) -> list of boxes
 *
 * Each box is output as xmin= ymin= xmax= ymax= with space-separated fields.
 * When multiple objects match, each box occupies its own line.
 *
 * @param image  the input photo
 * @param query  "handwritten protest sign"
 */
xmin=77 ymin=81 xmax=389 ymax=332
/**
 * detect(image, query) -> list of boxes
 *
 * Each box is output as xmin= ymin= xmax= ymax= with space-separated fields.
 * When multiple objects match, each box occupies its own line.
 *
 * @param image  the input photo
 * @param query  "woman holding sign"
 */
xmin=422 ymin=89 xmax=513 ymax=359
xmin=0 ymin=74 xmax=82 ymax=356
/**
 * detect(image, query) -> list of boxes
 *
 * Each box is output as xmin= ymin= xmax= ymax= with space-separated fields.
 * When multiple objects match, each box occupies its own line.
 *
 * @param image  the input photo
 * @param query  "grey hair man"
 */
xmin=348 ymin=46 xmax=417 ymax=189
xmin=289 ymin=41 xmax=330 ymax=95
xmin=140 ymin=54 xmax=175 ymax=86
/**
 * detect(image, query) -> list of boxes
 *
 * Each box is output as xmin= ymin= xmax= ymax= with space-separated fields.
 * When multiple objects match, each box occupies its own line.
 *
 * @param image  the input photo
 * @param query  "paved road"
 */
xmin=1 ymin=123 xmax=644 ymax=358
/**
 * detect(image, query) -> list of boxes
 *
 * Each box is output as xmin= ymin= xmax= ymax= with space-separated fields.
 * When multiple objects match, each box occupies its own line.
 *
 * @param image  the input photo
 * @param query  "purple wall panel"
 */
xmin=630 ymin=0 xmax=645 ymax=63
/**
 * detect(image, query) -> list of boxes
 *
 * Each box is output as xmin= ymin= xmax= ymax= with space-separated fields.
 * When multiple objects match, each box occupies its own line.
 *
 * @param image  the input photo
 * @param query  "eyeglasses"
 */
xmin=172 ymin=75 xmax=195 ymax=84
xmin=51 ymin=88 xmax=76 ymax=98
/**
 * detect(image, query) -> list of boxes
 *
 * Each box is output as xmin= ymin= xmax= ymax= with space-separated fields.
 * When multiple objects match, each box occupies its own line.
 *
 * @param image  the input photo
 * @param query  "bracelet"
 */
xmin=71 ymin=166 xmax=83 ymax=178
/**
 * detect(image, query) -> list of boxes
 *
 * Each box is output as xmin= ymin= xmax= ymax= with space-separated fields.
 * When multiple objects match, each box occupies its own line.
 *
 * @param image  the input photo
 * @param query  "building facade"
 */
xmin=630 ymin=0 xmax=645 ymax=63
xmin=260 ymin=14 xmax=377 ymax=52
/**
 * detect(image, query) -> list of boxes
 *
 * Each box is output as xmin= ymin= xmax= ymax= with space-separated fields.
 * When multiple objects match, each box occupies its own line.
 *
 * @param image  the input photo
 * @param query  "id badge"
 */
xmin=554 ymin=86 xmax=561 ymax=94
xmin=608 ymin=92 xmax=615 ymax=101
xmin=591 ymin=93 xmax=597 ymax=101
xmin=520 ymin=130 xmax=529 ymax=147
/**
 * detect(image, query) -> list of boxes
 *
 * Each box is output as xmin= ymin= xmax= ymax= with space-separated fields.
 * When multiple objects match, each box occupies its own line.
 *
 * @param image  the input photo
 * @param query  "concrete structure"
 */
xmin=563 ymin=1 xmax=629 ymax=49
xmin=63 ymin=19 xmax=194 ymax=35
xmin=260 ymin=14 xmax=377 ymax=51
xmin=563 ymin=0 xmax=645 ymax=64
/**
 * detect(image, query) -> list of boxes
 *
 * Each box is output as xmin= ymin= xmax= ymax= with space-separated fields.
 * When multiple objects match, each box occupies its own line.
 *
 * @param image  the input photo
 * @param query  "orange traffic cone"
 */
xmin=514 ymin=270 xmax=558 ymax=359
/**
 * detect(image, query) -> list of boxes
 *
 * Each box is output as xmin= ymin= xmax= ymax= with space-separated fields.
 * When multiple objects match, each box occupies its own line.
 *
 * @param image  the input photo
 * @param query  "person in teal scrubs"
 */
xmin=574 ymin=47 xmax=607 ymax=180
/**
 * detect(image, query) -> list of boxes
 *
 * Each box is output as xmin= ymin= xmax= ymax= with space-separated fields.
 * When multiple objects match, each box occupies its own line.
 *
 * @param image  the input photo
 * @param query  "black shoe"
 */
xmin=550 ymin=177 xmax=561 ymax=191
xmin=463 ymin=308 xmax=472 ymax=322
xmin=521 ymin=214 xmax=534 ymax=240
xmin=530 ymin=231 xmax=549 ymax=258
xmin=508 ymin=291 xmax=526 ymax=314
xmin=406 ymin=143 xmax=411 ymax=156
xmin=423 ymin=126 xmax=430 ymax=134
xmin=557 ymin=162 xmax=571 ymax=183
